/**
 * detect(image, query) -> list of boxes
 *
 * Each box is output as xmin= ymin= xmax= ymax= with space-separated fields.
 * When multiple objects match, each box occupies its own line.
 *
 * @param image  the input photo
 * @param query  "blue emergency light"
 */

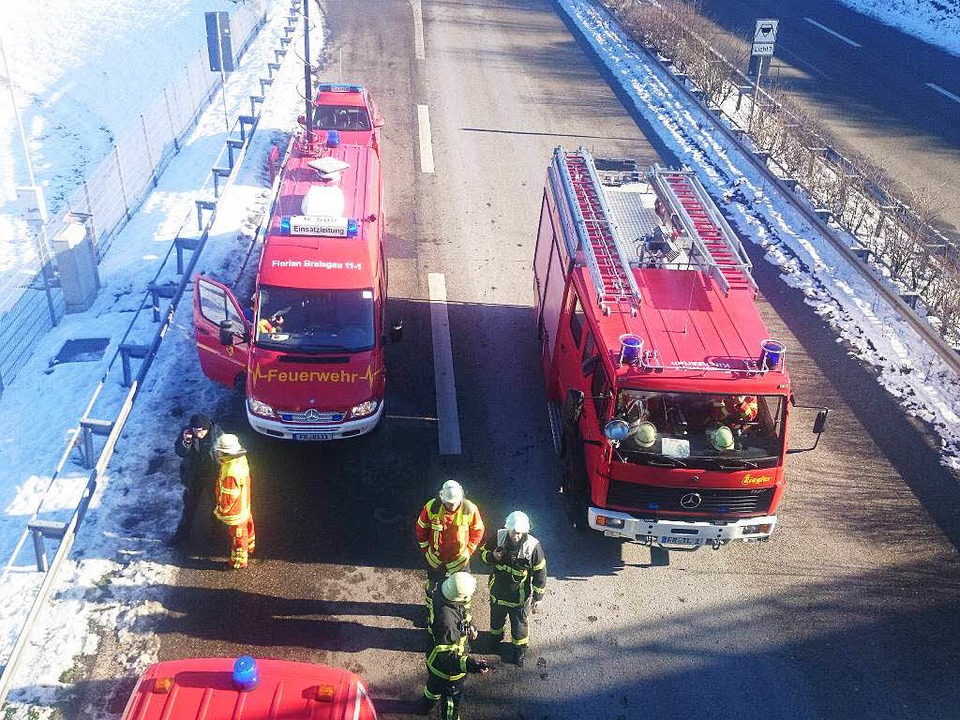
xmin=233 ymin=655 xmax=260 ymax=691
xmin=347 ymin=218 xmax=359 ymax=237
xmin=317 ymin=83 xmax=363 ymax=93
xmin=327 ymin=129 xmax=341 ymax=148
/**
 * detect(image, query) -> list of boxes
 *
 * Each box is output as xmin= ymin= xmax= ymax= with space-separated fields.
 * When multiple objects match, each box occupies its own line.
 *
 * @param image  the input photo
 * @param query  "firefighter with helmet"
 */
xmin=479 ymin=511 xmax=547 ymax=667
xmin=422 ymin=572 xmax=492 ymax=719
xmin=416 ymin=480 xmax=485 ymax=610
xmin=212 ymin=434 xmax=256 ymax=569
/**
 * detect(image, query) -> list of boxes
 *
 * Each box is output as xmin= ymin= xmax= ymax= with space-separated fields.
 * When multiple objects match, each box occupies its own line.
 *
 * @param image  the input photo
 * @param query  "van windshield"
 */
xmin=255 ymin=286 xmax=375 ymax=353
xmin=314 ymin=104 xmax=371 ymax=131
xmin=611 ymin=389 xmax=786 ymax=469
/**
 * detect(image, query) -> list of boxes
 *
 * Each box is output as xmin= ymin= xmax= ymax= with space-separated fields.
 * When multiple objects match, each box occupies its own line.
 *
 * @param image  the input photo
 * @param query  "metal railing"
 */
xmin=0 ymin=0 xmax=307 ymax=704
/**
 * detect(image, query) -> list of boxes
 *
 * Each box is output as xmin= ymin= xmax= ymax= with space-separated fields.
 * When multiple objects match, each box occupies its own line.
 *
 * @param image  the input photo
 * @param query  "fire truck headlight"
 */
xmin=742 ymin=523 xmax=773 ymax=536
xmin=350 ymin=399 xmax=378 ymax=418
xmin=247 ymin=397 xmax=277 ymax=418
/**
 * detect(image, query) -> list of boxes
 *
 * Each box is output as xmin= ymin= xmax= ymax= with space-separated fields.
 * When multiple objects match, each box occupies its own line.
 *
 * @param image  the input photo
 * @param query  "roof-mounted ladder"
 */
xmin=647 ymin=165 xmax=757 ymax=295
xmin=554 ymin=147 xmax=642 ymax=314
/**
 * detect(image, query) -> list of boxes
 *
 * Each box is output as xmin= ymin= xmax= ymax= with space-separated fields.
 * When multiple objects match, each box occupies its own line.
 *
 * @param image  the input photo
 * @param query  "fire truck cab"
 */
xmin=119 ymin=656 xmax=377 ymax=719
xmin=534 ymin=147 xmax=827 ymax=548
xmin=194 ymin=129 xmax=399 ymax=441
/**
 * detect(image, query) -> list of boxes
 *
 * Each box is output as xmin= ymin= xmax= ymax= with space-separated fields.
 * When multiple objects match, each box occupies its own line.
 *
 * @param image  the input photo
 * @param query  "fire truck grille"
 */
xmin=278 ymin=409 xmax=345 ymax=424
xmin=606 ymin=481 xmax=774 ymax=515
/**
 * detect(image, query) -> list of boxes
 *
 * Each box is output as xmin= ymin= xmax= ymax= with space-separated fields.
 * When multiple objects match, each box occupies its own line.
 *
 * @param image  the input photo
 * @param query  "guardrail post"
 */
xmin=79 ymin=418 xmax=114 ymax=469
xmin=196 ymin=199 xmax=217 ymax=230
xmin=212 ymin=167 xmax=231 ymax=198
xmin=26 ymin=520 xmax=67 ymax=572
xmin=239 ymin=115 xmax=259 ymax=142
xmin=175 ymin=235 xmax=201 ymax=274
xmin=120 ymin=343 xmax=150 ymax=386
xmin=850 ymin=244 xmax=871 ymax=262
xmin=900 ymin=291 xmax=921 ymax=309
xmin=147 ymin=281 xmax=177 ymax=323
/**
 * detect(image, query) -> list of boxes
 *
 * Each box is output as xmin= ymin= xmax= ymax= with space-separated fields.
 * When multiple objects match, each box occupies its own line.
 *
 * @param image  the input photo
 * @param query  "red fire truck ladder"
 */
xmin=554 ymin=147 xmax=642 ymax=314
xmin=647 ymin=165 xmax=757 ymax=295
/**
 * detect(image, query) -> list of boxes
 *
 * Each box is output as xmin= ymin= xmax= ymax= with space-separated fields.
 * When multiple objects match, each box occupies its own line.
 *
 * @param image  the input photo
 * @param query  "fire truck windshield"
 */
xmin=255 ymin=286 xmax=375 ymax=352
xmin=612 ymin=389 xmax=786 ymax=469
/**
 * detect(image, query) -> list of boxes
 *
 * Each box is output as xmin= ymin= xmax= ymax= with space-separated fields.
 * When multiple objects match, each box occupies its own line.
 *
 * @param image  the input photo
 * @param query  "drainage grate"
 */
xmin=52 ymin=338 xmax=110 ymax=365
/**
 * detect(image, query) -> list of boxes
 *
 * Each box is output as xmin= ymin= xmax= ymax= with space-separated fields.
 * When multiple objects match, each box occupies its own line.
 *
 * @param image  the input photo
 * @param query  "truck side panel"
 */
xmin=533 ymin=191 xmax=570 ymax=401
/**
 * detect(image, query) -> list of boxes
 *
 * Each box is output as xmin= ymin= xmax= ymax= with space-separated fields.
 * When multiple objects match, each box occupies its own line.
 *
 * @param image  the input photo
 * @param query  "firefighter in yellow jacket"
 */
xmin=213 ymin=434 xmax=256 ymax=569
xmin=415 ymin=480 xmax=484 ymax=609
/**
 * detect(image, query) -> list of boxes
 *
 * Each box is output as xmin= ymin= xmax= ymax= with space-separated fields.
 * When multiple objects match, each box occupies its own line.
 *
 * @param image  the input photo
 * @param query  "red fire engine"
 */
xmin=119 ymin=656 xmax=377 ymax=719
xmin=534 ymin=147 xmax=827 ymax=548
xmin=193 ymin=124 xmax=400 ymax=441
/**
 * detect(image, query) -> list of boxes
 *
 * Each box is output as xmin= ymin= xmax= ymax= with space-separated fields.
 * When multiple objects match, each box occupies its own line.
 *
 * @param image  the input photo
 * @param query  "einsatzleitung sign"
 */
xmin=752 ymin=18 xmax=779 ymax=56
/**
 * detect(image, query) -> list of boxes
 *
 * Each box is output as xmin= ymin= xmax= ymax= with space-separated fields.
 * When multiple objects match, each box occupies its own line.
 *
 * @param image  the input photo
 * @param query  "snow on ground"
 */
xmin=0 ymin=0 xmax=957 ymax=716
xmin=840 ymin=0 xmax=960 ymax=56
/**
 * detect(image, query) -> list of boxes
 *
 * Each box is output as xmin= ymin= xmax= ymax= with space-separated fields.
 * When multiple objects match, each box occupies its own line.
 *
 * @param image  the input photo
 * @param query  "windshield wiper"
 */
xmin=619 ymin=449 xmax=688 ymax=468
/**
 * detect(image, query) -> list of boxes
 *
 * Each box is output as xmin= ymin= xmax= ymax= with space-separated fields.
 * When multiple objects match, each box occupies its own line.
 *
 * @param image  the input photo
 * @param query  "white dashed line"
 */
xmin=428 ymin=273 xmax=462 ymax=455
xmin=411 ymin=0 xmax=425 ymax=60
xmin=926 ymin=83 xmax=960 ymax=104
xmin=804 ymin=18 xmax=862 ymax=48
xmin=417 ymin=104 xmax=435 ymax=174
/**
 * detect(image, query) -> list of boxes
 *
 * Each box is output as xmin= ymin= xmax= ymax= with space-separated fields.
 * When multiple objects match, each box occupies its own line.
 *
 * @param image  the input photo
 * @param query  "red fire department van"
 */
xmin=308 ymin=83 xmax=383 ymax=152
xmin=119 ymin=656 xmax=377 ymax=719
xmin=193 ymin=126 xmax=399 ymax=441
xmin=534 ymin=147 xmax=827 ymax=548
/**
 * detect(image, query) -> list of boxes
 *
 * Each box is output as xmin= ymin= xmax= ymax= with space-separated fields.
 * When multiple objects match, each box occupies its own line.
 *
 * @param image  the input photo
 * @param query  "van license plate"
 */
xmin=294 ymin=433 xmax=333 ymax=441
xmin=661 ymin=536 xmax=702 ymax=546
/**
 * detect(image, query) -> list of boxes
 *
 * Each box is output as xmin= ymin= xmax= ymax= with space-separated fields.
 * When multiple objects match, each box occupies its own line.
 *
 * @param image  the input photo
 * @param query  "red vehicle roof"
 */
xmin=120 ymin=658 xmax=376 ymax=720
xmin=578 ymin=266 xmax=790 ymax=395
xmin=259 ymin=142 xmax=381 ymax=291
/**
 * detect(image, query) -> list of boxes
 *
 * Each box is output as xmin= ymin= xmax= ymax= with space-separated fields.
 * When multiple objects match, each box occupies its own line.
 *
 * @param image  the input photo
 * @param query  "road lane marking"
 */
xmin=417 ymin=104 xmax=435 ymax=174
xmin=804 ymin=18 xmax=862 ymax=48
xmin=926 ymin=83 xmax=960 ymax=104
xmin=428 ymin=273 xmax=462 ymax=455
xmin=411 ymin=0 xmax=425 ymax=60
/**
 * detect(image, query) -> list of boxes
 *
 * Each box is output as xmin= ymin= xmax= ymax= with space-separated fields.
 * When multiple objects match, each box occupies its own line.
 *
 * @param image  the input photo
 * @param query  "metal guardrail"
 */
xmin=0 ymin=0 xmax=305 ymax=702
xmin=565 ymin=0 xmax=960 ymax=379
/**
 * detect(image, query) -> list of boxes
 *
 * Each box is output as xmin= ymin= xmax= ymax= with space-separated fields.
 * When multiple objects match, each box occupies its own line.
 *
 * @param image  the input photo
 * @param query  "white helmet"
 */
xmin=214 ymin=433 xmax=244 ymax=456
xmin=439 ymin=480 xmax=464 ymax=505
xmin=441 ymin=572 xmax=476 ymax=602
xmin=709 ymin=425 xmax=735 ymax=451
xmin=504 ymin=511 xmax=531 ymax=535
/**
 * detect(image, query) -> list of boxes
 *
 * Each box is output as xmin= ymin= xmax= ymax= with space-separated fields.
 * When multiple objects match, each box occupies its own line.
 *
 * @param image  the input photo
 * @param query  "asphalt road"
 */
xmin=76 ymin=1 xmax=960 ymax=718
xmin=697 ymin=0 xmax=960 ymax=244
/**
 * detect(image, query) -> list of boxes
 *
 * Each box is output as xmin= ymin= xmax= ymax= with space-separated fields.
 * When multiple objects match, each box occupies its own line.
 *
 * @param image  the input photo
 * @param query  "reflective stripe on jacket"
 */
xmin=416 ymin=498 xmax=484 ymax=570
xmin=480 ymin=529 xmax=547 ymax=607
xmin=214 ymin=455 xmax=251 ymax=526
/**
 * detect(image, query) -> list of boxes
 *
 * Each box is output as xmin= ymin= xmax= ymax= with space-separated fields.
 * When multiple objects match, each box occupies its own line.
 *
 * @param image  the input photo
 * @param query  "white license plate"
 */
xmin=294 ymin=432 xmax=334 ymax=441
xmin=660 ymin=535 xmax=702 ymax=546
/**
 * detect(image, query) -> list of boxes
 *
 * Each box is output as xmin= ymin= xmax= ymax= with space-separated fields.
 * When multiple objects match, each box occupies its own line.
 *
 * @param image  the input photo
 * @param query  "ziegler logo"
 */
xmin=252 ymin=363 xmax=380 ymax=390
xmin=741 ymin=473 xmax=772 ymax=486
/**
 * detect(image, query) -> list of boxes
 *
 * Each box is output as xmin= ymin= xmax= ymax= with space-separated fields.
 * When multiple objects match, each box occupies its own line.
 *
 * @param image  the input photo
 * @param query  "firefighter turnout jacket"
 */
xmin=426 ymin=590 xmax=486 ymax=682
xmin=480 ymin=529 xmax=547 ymax=607
xmin=416 ymin=498 xmax=484 ymax=573
xmin=214 ymin=454 xmax=252 ymax=526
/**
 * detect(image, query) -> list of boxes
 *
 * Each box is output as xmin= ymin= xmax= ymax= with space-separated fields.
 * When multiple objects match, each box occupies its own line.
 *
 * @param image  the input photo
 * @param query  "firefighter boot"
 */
xmin=513 ymin=645 xmax=526 ymax=668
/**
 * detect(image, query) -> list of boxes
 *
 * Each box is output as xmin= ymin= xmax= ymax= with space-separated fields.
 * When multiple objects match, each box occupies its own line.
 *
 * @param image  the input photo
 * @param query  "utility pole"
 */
xmin=303 ymin=0 xmax=313 ymax=138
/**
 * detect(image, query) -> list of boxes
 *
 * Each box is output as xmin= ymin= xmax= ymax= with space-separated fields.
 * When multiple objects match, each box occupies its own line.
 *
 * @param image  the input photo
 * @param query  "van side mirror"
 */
xmin=563 ymin=389 xmax=585 ymax=426
xmin=219 ymin=320 xmax=237 ymax=346
xmin=373 ymin=115 xmax=385 ymax=128
xmin=389 ymin=319 xmax=404 ymax=343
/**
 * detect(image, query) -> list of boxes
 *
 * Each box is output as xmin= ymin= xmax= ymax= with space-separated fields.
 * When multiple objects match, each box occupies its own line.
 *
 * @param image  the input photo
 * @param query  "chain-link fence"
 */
xmin=0 ymin=0 xmax=268 ymax=393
